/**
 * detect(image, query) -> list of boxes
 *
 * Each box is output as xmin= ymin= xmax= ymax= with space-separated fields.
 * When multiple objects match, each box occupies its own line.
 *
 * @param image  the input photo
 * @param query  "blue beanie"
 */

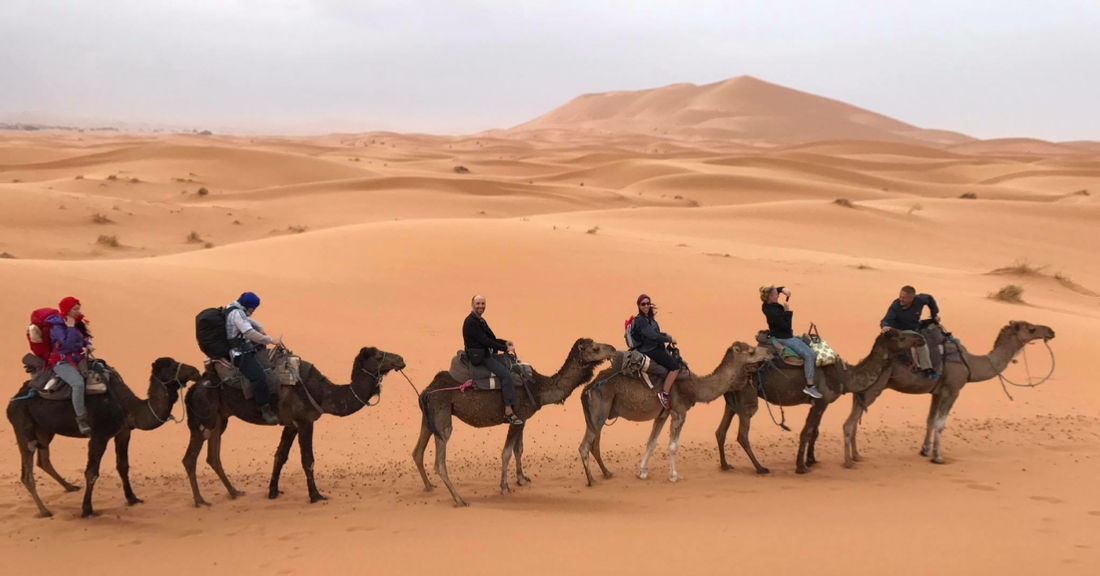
xmin=238 ymin=292 xmax=260 ymax=309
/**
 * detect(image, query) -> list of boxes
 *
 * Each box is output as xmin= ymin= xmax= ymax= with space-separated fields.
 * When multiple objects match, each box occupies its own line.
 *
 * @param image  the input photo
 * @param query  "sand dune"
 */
xmin=1 ymin=124 xmax=1099 ymax=576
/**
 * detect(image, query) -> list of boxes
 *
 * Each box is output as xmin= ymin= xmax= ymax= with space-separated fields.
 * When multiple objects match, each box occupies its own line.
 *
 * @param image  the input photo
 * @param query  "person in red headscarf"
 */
xmin=46 ymin=296 xmax=94 ymax=436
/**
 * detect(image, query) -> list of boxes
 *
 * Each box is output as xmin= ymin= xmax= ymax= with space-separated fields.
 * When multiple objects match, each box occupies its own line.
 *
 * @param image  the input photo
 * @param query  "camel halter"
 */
xmin=355 ymin=352 xmax=387 ymax=407
xmin=149 ymin=362 xmax=186 ymax=425
xmin=993 ymin=335 xmax=1056 ymax=401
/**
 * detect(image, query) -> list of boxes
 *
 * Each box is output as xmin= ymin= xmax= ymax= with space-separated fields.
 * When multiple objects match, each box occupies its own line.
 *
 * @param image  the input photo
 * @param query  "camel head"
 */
xmin=571 ymin=338 xmax=617 ymax=365
xmin=878 ymin=328 xmax=926 ymax=353
xmin=150 ymin=357 xmax=202 ymax=393
xmin=353 ymin=346 xmax=407 ymax=379
xmin=1007 ymin=320 xmax=1055 ymax=344
xmin=728 ymin=341 xmax=773 ymax=370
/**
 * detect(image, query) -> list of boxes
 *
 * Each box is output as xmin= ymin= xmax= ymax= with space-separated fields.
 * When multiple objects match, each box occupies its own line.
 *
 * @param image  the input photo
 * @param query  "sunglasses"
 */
xmin=639 ymin=302 xmax=653 ymax=306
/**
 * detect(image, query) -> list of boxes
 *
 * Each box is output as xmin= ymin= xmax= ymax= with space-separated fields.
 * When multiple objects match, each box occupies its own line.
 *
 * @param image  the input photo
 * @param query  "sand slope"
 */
xmin=1 ymin=129 xmax=1099 ymax=575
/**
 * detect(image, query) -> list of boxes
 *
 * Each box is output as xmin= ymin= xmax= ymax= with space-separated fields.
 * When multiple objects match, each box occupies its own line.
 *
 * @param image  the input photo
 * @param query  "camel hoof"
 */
xmin=500 ymin=487 xmax=512 ymax=495
xmin=602 ymin=471 xmax=614 ymax=479
xmin=931 ymin=457 xmax=945 ymax=465
xmin=796 ymin=467 xmax=809 ymax=475
xmin=637 ymin=471 xmax=649 ymax=480
xmin=852 ymin=454 xmax=864 ymax=463
xmin=756 ymin=468 xmax=771 ymax=475
xmin=309 ymin=493 xmax=328 ymax=503
xmin=81 ymin=510 xmax=98 ymax=518
xmin=454 ymin=500 xmax=469 ymax=508
xmin=669 ymin=475 xmax=681 ymax=483
xmin=843 ymin=461 xmax=855 ymax=470
xmin=720 ymin=464 xmax=733 ymax=472
xmin=516 ymin=476 xmax=530 ymax=486
xmin=423 ymin=484 xmax=435 ymax=492
xmin=63 ymin=485 xmax=81 ymax=493
xmin=194 ymin=500 xmax=211 ymax=508
xmin=126 ymin=498 xmax=144 ymax=506
xmin=268 ymin=490 xmax=281 ymax=500
xmin=919 ymin=448 xmax=931 ymax=457
xmin=806 ymin=459 xmax=817 ymax=467
xmin=37 ymin=510 xmax=53 ymax=519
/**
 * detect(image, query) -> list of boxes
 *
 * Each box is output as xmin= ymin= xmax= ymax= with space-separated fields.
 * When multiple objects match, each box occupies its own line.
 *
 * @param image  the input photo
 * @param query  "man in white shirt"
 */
xmin=227 ymin=292 xmax=281 ymax=424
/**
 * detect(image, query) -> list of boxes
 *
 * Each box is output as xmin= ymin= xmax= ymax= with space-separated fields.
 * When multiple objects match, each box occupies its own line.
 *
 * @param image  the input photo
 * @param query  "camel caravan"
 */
xmin=8 ymin=287 xmax=1055 ymax=515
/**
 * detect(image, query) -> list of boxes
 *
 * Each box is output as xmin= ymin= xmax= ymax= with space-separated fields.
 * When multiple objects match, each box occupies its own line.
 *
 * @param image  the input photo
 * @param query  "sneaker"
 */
xmin=259 ymin=404 xmax=279 ymax=425
xmin=76 ymin=414 xmax=92 ymax=437
xmin=504 ymin=412 xmax=524 ymax=426
xmin=923 ymin=369 xmax=942 ymax=381
xmin=657 ymin=391 xmax=671 ymax=410
xmin=802 ymin=386 xmax=823 ymax=399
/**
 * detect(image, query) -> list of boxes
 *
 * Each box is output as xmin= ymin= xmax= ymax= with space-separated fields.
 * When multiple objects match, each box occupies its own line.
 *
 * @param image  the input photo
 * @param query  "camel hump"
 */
xmin=612 ymin=350 xmax=691 ymax=388
xmin=447 ymin=350 xmax=533 ymax=390
xmin=26 ymin=358 xmax=109 ymax=401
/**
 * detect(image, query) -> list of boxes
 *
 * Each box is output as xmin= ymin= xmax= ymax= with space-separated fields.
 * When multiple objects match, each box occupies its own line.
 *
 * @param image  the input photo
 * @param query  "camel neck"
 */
xmin=680 ymin=350 xmax=746 ymax=404
xmin=130 ymin=377 xmax=177 ymax=431
xmin=319 ymin=363 xmax=379 ymax=417
xmin=537 ymin=350 xmax=596 ymax=407
xmin=845 ymin=338 xmax=895 ymax=393
xmin=964 ymin=328 xmax=1026 ymax=382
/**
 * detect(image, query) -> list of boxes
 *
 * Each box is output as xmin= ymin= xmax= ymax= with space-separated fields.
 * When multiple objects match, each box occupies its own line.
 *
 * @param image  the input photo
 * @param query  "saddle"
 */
xmin=609 ymin=350 xmax=692 ymax=389
xmin=206 ymin=348 xmax=307 ymax=400
xmin=447 ymin=351 xmax=535 ymax=390
xmin=897 ymin=322 xmax=960 ymax=373
xmin=755 ymin=325 xmax=842 ymax=369
xmin=21 ymin=353 xmax=110 ymax=401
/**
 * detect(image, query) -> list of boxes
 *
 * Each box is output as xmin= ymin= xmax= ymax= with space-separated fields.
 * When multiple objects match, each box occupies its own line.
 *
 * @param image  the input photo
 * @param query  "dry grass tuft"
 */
xmin=959 ymin=192 xmax=978 ymax=199
xmin=96 ymin=234 xmax=120 ymax=248
xmin=586 ymin=226 xmax=600 ymax=235
xmin=186 ymin=231 xmax=203 ymax=244
xmin=453 ymin=166 xmax=470 ymax=174
xmin=833 ymin=198 xmax=855 ymax=208
xmin=91 ymin=213 xmax=114 ymax=224
xmin=287 ymin=225 xmax=308 ymax=234
xmin=989 ymin=284 xmax=1024 ymax=303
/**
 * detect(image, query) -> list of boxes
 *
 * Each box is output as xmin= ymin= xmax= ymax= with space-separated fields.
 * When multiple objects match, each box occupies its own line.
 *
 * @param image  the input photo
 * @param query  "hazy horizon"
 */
xmin=2 ymin=0 xmax=1098 ymax=139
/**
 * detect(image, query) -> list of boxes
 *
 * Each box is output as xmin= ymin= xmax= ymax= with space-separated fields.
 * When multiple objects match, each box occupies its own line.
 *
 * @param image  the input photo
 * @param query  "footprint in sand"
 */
xmin=966 ymin=484 xmax=996 ymax=491
xmin=1030 ymin=496 xmax=1064 ymax=504
xmin=1088 ymin=511 xmax=1100 ymax=517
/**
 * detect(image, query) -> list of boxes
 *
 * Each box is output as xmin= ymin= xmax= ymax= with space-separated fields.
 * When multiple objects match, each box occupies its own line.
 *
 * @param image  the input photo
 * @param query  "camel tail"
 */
xmin=418 ymin=389 xmax=441 ymax=439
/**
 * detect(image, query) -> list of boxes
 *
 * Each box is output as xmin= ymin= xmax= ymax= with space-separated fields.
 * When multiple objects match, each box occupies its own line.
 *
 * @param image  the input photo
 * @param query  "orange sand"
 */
xmin=2 ymin=82 xmax=1099 ymax=575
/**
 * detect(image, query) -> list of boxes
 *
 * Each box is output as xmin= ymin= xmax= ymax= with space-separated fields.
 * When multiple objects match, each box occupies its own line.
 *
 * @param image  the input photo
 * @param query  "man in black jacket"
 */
xmin=881 ymin=285 xmax=941 ymax=380
xmin=462 ymin=295 xmax=523 ymax=425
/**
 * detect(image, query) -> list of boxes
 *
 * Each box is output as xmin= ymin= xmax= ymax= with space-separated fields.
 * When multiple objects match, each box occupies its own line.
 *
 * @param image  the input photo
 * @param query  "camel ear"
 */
xmin=731 ymin=343 xmax=742 ymax=353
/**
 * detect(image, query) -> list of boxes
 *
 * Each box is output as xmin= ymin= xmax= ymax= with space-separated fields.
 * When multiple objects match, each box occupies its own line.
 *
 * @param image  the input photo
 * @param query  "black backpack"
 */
xmin=196 ymin=307 xmax=233 ymax=359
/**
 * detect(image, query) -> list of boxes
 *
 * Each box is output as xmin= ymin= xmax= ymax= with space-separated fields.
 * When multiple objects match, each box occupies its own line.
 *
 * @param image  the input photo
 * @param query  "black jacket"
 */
xmin=762 ymin=302 xmax=794 ymax=340
xmin=881 ymin=294 xmax=939 ymax=331
xmin=463 ymin=312 xmax=508 ymax=356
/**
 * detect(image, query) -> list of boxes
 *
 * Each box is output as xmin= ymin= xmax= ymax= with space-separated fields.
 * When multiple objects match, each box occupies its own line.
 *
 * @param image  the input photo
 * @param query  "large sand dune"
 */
xmin=1 ymin=122 xmax=1099 ymax=576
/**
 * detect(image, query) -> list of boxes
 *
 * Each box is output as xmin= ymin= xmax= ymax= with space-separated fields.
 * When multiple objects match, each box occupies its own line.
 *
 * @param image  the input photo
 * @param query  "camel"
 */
xmin=715 ymin=328 xmax=925 ymax=474
xmin=182 ymin=346 xmax=405 ymax=506
xmin=578 ymin=342 xmax=773 ymax=486
xmin=842 ymin=320 xmax=1055 ymax=467
xmin=7 ymin=357 xmax=201 ymax=518
xmin=413 ymin=338 xmax=616 ymax=507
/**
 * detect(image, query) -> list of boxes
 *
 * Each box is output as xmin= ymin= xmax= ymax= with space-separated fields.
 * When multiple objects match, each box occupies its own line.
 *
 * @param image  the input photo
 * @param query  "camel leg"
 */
xmin=412 ymin=421 xmax=435 ymax=492
xmin=920 ymin=392 xmax=944 ymax=457
xmin=806 ymin=420 xmax=820 ymax=467
xmin=843 ymin=396 xmax=865 ymax=469
xmin=182 ymin=423 xmax=210 ymax=507
xmin=499 ymin=425 xmax=522 ymax=495
xmin=207 ymin=418 xmax=244 ymax=499
xmin=796 ymin=401 xmax=826 ymax=475
xmin=668 ymin=411 xmax=686 ymax=483
xmin=513 ymin=426 xmax=530 ymax=486
xmin=114 ymin=427 xmax=142 ymax=505
xmin=735 ymin=405 xmax=769 ymax=475
xmin=579 ymin=391 xmax=612 ymax=486
xmin=268 ymin=426 xmax=298 ymax=499
xmin=432 ymin=424 xmax=467 ymax=507
xmin=81 ymin=434 xmax=110 ymax=517
xmin=295 ymin=420 xmax=326 ymax=503
xmin=34 ymin=433 xmax=80 ymax=492
xmin=15 ymin=428 xmax=52 ymax=518
xmin=930 ymin=390 xmax=960 ymax=465
xmin=715 ymin=401 xmax=736 ymax=471
xmin=637 ymin=415 xmax=668 ymax=480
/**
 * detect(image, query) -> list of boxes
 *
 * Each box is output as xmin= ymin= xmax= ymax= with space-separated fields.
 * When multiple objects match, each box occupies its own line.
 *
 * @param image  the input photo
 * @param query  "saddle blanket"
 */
xmin=447 ymin=351 xmax=534 ymax=390
xmin=609 ymin=350 xmax=692 ymax=389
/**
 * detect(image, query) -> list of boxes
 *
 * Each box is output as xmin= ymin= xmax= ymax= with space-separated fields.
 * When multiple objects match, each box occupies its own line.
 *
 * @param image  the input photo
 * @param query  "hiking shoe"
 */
xmin=259 ymin=404 xmax=279 ymax=425
xmin=76 ymin=414 xmax=92 ymax=437
xmin=923 ymin=369 xmax=942 ymax=381
xmin=657 ymin=391 xmax=671 ymax=410
xmin=505 ymin=412 xmax=524 ymax=426
xmin=802 ymin=386 xmax=823 ymax=399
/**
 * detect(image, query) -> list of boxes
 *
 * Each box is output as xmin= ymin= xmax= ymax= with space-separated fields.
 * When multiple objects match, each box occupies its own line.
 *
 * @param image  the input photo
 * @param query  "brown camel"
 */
xmin=183 ymin=346 xmax=405 ymax=505
xmin=578 ymin=342 xmax=773 ymax=485
xmin=7 ymin=357 xmax=201 ymax=518
xmin=842 ymin=320 xmax=1055 ymax=466
xmin=715 ymin=328 xmax=925 ymax=474
xmin=413 ymin=338 xmax=616 ymax=507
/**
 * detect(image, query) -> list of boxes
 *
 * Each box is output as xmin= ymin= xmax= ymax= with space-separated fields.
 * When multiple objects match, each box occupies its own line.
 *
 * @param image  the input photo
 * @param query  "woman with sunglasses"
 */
xmin=629 ymin=294 xmax=680 ymax=409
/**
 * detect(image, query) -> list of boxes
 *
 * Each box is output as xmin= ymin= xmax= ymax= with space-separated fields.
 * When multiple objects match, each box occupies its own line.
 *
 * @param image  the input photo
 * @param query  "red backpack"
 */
xmin=27 ymin=308 xmax=59 ymax=360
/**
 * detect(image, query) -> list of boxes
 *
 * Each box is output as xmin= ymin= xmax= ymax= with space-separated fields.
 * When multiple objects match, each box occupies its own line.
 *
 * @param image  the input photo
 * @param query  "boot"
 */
xmin=76 ymin=414 xmax=92 ymax=437
xmin=259 ymin=404 xmax=279 ymax=425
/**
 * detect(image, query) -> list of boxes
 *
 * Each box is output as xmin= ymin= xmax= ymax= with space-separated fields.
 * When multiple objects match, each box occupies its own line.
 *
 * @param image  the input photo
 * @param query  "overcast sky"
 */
xmin=2 ymin=0 xmax=1098 ymax=139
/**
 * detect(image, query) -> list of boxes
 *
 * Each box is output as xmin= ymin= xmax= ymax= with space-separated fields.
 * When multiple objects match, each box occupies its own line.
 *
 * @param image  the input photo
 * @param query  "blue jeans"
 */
xmin=778 ymin=337 xmax=816 ymax=384
xmin=483 ymin=354 xmax=517 ymax=407
xmin=53 ymin=360 xmax=86 ymax=416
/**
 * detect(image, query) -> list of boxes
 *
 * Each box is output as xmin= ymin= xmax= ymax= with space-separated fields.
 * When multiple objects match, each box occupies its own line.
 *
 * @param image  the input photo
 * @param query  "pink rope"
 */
xmin=429 ymin=380 xmax=474 ymax=395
